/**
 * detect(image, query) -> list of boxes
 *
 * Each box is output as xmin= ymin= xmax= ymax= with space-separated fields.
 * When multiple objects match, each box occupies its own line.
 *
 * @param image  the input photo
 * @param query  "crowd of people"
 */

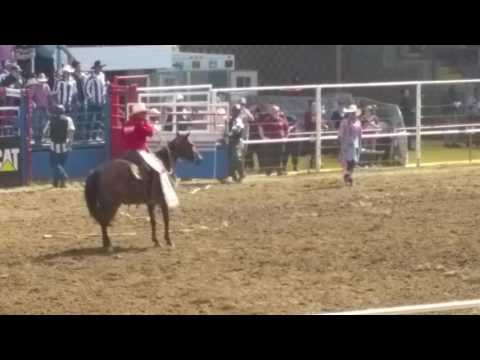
xmin=224 ymin=97 xmax=386 ymax=185
xmin=0 ymin=45 xmax=108 ymax=144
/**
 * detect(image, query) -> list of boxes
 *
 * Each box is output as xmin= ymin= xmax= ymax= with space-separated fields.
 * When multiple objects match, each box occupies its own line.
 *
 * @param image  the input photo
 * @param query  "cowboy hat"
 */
xmin=343 ymin=104 xmax=361 ymax=116
xmin=26 ymin=78 xmax=38 ymax=87
xmin=36 ymin=73 xmax=48 ymax=83
xmin=91 ymin=60 xmax=106 ymax=69
xmin=62 ymin=65 xmax=74 ymax=74
xmin=130 ymin=103 xmax=160 ymax=117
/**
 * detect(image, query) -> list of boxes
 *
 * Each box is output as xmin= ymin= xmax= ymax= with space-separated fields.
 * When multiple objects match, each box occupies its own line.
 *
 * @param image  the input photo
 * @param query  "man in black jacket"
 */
xmin=43 ymin=105 xmax=76 ymax=188
xmin=400 ymin=89 xmax=415 ymax=150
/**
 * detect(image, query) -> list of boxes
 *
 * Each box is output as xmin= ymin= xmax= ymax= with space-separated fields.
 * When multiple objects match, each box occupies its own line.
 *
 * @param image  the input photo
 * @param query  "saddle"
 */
xmin=121 ymin=151 xmax=179 ymax=209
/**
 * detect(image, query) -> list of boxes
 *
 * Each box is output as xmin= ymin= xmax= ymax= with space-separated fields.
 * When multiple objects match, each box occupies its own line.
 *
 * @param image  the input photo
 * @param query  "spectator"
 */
xmin=443 ymin=86 xmax=462 ymax=148
xmin=85 ymin=61 xmax=107 ymax=141
xmin=90 ymin=60 xmax=107 ymax=88
xmin=71 ymin=60 xmax=88 ymax=140
xmin=400 ymin=88 xmax=415 ymax=150
xmin=228 ymin=104 xmax=246 ymax=183
xmin=0 ymin=60 xmax=10 ymax=83
xmin=282 ymin=114 xmax=300 ymax=173
xmin=244 ymin=106 xmax=263 ymax=171
xmin=259 ymin=105 xmax=288 ymax=176
xmin=330 ymin=101 xmax=346 ymax=130
xmin=54 ymin=65 xmax=77 ymax=114
xmin=338 ymin=105 xmax=362 ymax=186
xmin=1 ymin=63 xmax=23 ymax=89
xmin=43 ymin=105 xmax=76 ymax=188
xmin=30 ymin=73 xmax=53 ymax=145
xmin=466 ymin=87 xmax=480 ymax=122
xmin=164 ymin=95 xmax=191 ymax=132
xmin=238 ymin=97 xmax=254 ymax=124
xmin=360 ymin=105 xmax=382 ymax=164
xmin=14 ymin=45 xmax=36 ymax=79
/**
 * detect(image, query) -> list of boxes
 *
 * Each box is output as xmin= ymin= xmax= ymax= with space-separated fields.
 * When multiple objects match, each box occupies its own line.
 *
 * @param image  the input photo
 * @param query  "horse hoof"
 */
xmin=167 ymin=243 xmax=176 ymax=250
xmin=103 ymin=246 xmax=114 ymax=254
xmin=154 ymin=242 xmax=162 ymax=248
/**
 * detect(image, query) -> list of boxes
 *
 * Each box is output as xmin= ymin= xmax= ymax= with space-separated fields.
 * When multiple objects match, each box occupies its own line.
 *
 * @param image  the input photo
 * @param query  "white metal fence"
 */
xmin=213 ymin=78 xmax=480 ymax=172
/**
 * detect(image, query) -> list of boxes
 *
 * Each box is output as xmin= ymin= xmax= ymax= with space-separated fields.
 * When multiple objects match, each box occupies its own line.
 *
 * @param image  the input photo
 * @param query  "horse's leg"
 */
xmin=100 ymin=203 xmax=120 ymax=253
xmin=148 ymin=204 xmax=161 ymax=248
xmin=158 ymin=195 xmax=174 ymax=248
xmin=101 ymin=224 xmax=113 ymax=253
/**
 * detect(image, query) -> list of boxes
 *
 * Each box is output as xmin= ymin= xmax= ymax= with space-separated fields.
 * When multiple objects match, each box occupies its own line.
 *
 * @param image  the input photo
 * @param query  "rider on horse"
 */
xmin=122 ymin=103 xmax=179 ymax=209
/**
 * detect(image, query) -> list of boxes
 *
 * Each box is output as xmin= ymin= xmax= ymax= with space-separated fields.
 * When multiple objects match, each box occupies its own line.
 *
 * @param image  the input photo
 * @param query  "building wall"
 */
xmin=180 ymin=45 xmax=434 ymax=103
xmin=180 ymin=45 xmax=338 ymax=85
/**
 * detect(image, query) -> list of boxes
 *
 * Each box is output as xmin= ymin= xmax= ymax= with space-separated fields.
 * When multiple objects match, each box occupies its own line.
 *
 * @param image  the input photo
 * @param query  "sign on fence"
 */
xmin=0 ymin=136 xmax=22 ymax=187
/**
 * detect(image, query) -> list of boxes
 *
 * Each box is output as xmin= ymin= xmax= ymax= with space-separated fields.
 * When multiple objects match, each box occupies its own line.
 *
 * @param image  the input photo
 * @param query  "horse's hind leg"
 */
xmin=159 ymin=196 xmax=174 ymax=248
xmin=147 ymin=204 xmax=160 ymax=248
xmin=101 ymin=225 xmax=113 ymax=253
xmin=100 ymin=203 xmax=120 ymax=253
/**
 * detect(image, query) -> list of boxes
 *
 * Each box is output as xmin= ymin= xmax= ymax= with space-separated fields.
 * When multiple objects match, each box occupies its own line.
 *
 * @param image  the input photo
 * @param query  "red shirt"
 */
xmin=261 ymin=114 xmax=289 ymax=139
xmin=122 ymin=114 xmax=154 ymax=151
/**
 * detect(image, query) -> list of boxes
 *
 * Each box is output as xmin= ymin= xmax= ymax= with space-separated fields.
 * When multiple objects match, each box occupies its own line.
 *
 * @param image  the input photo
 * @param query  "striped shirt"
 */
xmin=85 ymin=73 xmax=106 ymax=105
xmin=43 ymin=116 xmax=76 ymax=153
xmin=55 ymin=79 xmax=77 ymax=108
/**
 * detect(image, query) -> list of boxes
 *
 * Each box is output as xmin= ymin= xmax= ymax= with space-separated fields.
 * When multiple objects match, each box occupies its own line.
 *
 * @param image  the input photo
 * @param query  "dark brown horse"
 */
xmin=84 ymin=133 xmax=202 ymax=252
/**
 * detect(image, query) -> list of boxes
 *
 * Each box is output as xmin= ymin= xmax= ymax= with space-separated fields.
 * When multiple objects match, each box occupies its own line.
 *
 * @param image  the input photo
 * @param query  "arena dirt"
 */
xmin=1 ymin=165 xmax=480 ymax=315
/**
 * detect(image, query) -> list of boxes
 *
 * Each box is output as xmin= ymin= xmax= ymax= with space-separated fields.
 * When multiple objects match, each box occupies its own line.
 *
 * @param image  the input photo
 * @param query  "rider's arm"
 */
xmin=136 ymin=120 xmax=154 ymax=137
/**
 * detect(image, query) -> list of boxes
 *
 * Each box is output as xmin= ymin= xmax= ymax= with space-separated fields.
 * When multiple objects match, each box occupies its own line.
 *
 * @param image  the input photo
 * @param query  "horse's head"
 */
xmin=169 ymin=132 xmax=203 ymax=165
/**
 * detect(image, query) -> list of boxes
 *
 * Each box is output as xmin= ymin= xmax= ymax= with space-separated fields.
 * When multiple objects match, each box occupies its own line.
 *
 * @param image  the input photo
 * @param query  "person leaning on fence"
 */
xmin=85 ymin=60 xmax=107 ymax=141
xmin=29 ymin=74 xmax=53 ymax=145
xmin=71 ymin=60 xmax=88 ymax=141
xmin=54 ymin=65 xmax=77 ymax=114
xmin=243 ymin=106 xmax=263 ymax=171
xmin=259 ymin=105 xmax=289 ymax=176
xmin=338 ymin=105 xmax=362 ymax=187
xmin=443 ymin=86 xmax=463 ymax=148
xmin=43 ymin=105 xmax=76 ymax=188
xmin=400 ymin=89 xmax=415 ymax=151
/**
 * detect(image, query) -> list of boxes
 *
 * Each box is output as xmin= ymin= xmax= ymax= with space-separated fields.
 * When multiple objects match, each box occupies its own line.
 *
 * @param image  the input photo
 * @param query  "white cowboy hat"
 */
xmin=26 ymin=78 xmax=38 ymax=87
xmin=36 ymin=73 xmax=48 ymax=83
xmin=130 ymin=103 xmax=149 ymax=116
xmin=130 ymin=103 xmax=160 ymax=117
xmin=62 ymin=65 xmax=74 ymax=74
xmin=176 ymin=94 xmax=185 ymax=102
xmin=343 ymin=105 xmax=361 ymax=116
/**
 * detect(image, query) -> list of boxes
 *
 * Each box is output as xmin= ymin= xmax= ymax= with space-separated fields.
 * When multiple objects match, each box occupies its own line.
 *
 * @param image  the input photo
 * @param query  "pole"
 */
xmin=315 ymin=87 xmax=323 ymax=171
xmin=416 ymin=84 xmax=422 ymax=168
xmin=336 ymin=45 xmax=343 ymax=84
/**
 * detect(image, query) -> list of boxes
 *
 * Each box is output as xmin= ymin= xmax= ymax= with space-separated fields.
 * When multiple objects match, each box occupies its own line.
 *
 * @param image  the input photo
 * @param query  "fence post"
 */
xmin=20 ymin=89 xmax=33 ymax=186
xmin=416 ymin=84 xmax=422 ymax=168
xmin=315 ymin=87 xmax=323 ymax=172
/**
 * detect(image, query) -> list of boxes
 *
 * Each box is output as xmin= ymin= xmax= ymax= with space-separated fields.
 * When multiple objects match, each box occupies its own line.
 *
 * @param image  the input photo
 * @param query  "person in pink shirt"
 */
xmin=338 ymin=105 xmax=363 ymax=186
xmin=30 ymin=73 xmax=53 ymax=145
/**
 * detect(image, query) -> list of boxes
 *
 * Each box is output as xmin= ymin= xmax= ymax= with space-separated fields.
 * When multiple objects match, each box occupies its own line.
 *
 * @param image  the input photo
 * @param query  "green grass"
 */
xmin=245 ymin=138 xmax=480 ymax=175
xmin=408 ymin=139 xmax=480 ymax=165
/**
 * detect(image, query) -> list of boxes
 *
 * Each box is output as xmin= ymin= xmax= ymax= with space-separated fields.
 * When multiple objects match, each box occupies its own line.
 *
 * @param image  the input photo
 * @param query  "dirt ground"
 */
xmin=1 ymin=165 xmax=480 ymax=315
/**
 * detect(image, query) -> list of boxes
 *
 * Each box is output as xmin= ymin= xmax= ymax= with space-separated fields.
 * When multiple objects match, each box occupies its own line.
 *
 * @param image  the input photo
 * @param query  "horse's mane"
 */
xmin=156 ymin=140 xmax=175 ymax=172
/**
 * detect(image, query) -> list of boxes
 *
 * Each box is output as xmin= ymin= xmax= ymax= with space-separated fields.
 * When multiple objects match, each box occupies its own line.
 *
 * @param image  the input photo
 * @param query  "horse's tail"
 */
xmin=85 ymin=169 xmax=102 ymax=224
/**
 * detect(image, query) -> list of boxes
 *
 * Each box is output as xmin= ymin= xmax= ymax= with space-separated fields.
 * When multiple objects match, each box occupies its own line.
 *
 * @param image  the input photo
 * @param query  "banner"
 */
xmin=0 ymin=136 xmax=22 ymax=187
